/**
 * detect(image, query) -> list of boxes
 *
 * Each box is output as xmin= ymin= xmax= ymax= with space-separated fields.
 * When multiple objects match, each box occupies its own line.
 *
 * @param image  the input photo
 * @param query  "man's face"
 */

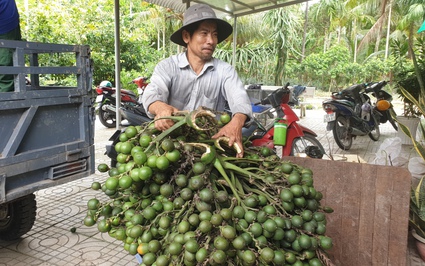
xmin=183 ymin=20 xmax=218 ymax=61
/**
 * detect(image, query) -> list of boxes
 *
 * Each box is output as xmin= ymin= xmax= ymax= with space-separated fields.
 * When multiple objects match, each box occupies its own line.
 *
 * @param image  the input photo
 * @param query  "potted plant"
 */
xmin=410 ymin=175 xmax=425 ymax=261
xmin=395 ymin=77 xmax=423 ymax=143
xmin=393 ymin=57 xmax=425 ymax=143
xmin=405 ymin=84 xmax=425 ymax=260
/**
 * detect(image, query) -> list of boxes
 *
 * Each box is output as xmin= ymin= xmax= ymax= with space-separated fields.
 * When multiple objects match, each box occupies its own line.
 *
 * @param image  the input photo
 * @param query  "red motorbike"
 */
xmin=95 ymin=78 xmax=148 ymax=128
xmin=245 ymin=83 xmax=324 ymax=158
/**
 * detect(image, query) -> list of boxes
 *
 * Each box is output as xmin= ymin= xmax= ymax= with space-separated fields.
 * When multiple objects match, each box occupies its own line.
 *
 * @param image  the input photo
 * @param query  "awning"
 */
xmin=144 ymin=0 xmax=310 ymax=17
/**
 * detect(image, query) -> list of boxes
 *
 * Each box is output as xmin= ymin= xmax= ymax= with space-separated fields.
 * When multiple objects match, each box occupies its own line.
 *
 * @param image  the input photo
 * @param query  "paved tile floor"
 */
xmin=0 ymin=100 xmax=423 ymax=266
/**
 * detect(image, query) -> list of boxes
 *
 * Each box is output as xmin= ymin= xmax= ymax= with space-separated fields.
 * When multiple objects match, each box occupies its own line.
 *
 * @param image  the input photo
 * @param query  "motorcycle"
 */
xmin=322 ymin=80 xmax=397 ymax=150
xmin=95 ymin=80 xmax=139 ymax=128
xmin=119 ymin=77 xmax=151 ymax=126
xmin=245 ymin=83 xmax=324 ymax=158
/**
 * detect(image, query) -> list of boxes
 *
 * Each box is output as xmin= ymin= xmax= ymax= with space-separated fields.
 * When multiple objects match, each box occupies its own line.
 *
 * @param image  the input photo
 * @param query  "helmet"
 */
xmin=376 ymin=100 xmax=391 ymax=111
xmin=99 ymin=80 xmax=112 ymax=88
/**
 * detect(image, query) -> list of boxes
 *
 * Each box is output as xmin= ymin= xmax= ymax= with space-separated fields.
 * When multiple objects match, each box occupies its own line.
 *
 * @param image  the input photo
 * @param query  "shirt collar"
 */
xmin=177 ymin=52 xmax=215 ymax=71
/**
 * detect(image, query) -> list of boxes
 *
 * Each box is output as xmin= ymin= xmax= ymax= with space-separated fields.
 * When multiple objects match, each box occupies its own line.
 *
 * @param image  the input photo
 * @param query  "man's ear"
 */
xmin=182 ymin=30 xmax=190 ymax=45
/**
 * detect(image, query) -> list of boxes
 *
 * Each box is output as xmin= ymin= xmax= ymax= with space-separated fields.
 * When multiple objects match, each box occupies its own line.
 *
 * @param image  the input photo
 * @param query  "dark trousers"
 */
xmin=0 ymin=25 xmax=22 ymax=92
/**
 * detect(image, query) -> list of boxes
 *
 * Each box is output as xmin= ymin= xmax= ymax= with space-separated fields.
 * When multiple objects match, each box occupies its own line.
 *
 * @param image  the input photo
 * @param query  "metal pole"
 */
xmin=232 ymin=16 xmax=237 ymax=67
xmin=114 ymin=0 xmax=122 ymax=129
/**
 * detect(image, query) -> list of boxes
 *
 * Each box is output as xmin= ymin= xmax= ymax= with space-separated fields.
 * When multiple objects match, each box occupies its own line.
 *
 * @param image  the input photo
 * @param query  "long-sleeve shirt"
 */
xmin=142 ymin=52 xmax=252 ymax=121
xmin=0 ymin=0 xmax=19 ymax=34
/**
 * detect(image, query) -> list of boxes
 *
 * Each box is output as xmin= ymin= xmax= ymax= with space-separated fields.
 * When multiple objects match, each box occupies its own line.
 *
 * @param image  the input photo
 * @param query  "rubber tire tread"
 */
xmin=98 ymin=104 xmax=116 ymax=128
xmin=0 ymin=193 xmax=37 ymax=241
xmin=332 ymin=115 xmax=352 ymax=150
xmin=290 ymin=132 xmax=326 ymax=156
xmin=368 ymin=115 xmax=380 ymax=141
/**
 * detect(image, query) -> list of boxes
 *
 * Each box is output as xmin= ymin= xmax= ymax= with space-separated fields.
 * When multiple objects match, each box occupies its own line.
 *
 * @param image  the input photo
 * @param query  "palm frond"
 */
xmin=357 ymin=14 xmax=386 ymax=52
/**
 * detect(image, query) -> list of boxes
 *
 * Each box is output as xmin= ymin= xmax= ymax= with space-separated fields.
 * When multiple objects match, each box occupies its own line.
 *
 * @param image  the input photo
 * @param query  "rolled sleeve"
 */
xmin=221 ymin=64 xmax=253 ymax=123
xmin=142 ymin=61 xmax=172 ymax=118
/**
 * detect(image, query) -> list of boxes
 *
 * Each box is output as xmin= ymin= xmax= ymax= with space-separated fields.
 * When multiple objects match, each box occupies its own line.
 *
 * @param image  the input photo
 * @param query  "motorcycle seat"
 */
xmin=122 ymin=89 xmax=137 ymax=97
xmin=326 ymin=98 xmax=356 ymax=108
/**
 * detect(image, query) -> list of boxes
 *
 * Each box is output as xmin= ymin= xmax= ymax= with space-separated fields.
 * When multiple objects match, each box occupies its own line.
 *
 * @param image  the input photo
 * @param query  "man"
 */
xmin=0 ymin=0 xmax=21 ymax=92
xmin=142 ymin=4 xmax=252 ymax=157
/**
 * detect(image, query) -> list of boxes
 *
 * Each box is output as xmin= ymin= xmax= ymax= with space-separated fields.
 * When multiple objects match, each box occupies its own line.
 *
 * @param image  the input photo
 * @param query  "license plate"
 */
xmin=324 ymin=113 xmax=336 ymax=122
xmin=96 ymin=95 xmax=104 ymax=103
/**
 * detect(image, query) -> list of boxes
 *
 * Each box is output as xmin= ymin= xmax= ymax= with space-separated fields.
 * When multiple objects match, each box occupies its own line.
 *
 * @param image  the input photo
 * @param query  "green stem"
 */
xmin=230 ymin=171 xmax=245 ymax=194
xmin=213 ymin=158 xmax=242 ymax=205
xmin=221 ymin=160 xmax=263 ymax=179
xmin=145 ymin=118 xmax=186 ymax=152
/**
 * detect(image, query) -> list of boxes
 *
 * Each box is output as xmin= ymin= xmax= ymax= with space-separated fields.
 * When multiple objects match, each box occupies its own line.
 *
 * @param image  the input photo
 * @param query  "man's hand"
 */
xmin=148 ymin=101 xmax=179 ymax=131
xmin=212 ymin=113 xmax=247 ymax=158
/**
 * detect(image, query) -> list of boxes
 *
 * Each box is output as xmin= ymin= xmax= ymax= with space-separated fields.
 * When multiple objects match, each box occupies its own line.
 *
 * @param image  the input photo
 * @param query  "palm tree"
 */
xmin=263 ymin=7 xmax=303 ymax=85
xmin=355 ymin=0 xmax=392 ymax=57
xmin=395 ymin=0 xmax=425 ymax=92
xmin=311 ymin=0 xmax=344 ymax=52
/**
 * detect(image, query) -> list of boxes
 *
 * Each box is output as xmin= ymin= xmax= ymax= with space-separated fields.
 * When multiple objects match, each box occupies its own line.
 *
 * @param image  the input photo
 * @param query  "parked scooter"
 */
xmin=94 ymin=77 xmax=151 ymax=128
xmin=322 ymin=80 xmax=397 ymax=150
xmin=246 ymin=83 xmax=324 ymax=158
xmin=119 ymin=77 xmax=151 ymax=126
xmin=95 ymin=80 xmax=139 ymax=128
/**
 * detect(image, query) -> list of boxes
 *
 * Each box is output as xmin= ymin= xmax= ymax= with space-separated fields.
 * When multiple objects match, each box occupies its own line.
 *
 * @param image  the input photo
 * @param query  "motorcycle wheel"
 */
xmin=388 ymin=107 xmax=398 ymax=131
xmin=0 ymin=194 xmax=37 ymax=241
xmin=368 ymin=115 xmax=380 ymax=141
xmin=290 ymin=133 xmax=325 ymax=157
xmin=333 ymin=115 xmax=352 ymax=150
xmin=98 ymin=104 xmax=117 ymax=128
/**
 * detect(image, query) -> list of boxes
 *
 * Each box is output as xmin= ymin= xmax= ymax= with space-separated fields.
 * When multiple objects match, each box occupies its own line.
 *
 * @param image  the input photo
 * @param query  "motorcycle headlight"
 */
xmin=376 ymin=100 xmax=390 ymax=111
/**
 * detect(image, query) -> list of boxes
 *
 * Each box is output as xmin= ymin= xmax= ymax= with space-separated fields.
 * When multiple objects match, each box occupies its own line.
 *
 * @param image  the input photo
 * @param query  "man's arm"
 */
xmin=148 ymin=101 xmax=179 ymax=131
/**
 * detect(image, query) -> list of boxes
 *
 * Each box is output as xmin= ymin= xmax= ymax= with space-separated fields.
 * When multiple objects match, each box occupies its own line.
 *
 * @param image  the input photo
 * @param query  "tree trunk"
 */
xmin=301 ymin=1 xmax=309 ymax=62
xmin=275 ymin=48 xmax=287 ymax=85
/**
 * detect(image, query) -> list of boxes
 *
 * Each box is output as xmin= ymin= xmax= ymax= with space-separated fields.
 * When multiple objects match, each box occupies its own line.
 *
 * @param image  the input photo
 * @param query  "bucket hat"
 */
xmin=170 ymin=4 xmax=233 ymax=47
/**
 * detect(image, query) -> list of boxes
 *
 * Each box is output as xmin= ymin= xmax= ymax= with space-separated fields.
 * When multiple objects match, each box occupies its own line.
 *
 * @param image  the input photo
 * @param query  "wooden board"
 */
xmin=282 ymin=157 xmax=411 ymax=266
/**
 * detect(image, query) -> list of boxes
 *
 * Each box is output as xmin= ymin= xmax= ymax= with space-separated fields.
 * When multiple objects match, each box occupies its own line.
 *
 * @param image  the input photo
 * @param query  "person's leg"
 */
xmin=0 ymin=25 xmax=22 ymax=92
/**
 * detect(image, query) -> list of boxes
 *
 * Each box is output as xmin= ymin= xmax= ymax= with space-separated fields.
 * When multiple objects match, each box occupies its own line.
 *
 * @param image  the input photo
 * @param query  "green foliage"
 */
xmin=398 ymin=42 xmax=425 ymax=237
xmin=14 ymin=0 xmax=424 ymax=92
xmin=392 ymin=35 xmax=425 ymax=117
xmin=215 ymin=42 xmax=276 ymax=85
xmin=411 ymin=175 xmax=425 ymax=239
xmin=286 ymin=45 xmax=393 ymax=90
xmin=17 ymin=0 xmax=161 ymax=86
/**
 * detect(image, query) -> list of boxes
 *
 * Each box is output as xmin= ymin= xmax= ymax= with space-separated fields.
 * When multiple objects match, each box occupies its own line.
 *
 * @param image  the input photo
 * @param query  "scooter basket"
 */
xmin=251 ymin=103 xmax=270 ymax=113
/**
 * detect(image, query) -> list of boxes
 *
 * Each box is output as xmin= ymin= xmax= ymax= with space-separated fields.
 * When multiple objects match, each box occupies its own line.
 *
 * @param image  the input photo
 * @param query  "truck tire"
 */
xmin=0 ymin=193 xmax=37 ymax=241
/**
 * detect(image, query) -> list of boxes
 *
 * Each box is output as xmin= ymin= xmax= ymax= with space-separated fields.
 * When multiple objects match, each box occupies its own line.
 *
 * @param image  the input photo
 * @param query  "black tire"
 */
xmin=0 ymin=194 xmax=37 ymax=241
xmin=333 ymin=115 xmax=352 ymax=150
xmin=98 ymin=104 xmax=116 ymax=128
xmin=368 ymin=115 xmax=380 ymax=141
xmin=290 ymin=132 xmax=326 ymax=157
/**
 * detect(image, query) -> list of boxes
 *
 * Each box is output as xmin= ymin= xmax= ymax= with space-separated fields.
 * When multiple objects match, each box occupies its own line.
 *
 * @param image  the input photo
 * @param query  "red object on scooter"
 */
xmin=132 ymin=77 xmax=149 ymax=90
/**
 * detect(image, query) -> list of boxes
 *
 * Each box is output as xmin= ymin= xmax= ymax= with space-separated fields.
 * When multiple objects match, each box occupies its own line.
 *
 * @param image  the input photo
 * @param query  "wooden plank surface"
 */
xmin=282 ymin=157 xmax=411 ymax=266
xmin=358 ymin=163 xmax=377 ymax=265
